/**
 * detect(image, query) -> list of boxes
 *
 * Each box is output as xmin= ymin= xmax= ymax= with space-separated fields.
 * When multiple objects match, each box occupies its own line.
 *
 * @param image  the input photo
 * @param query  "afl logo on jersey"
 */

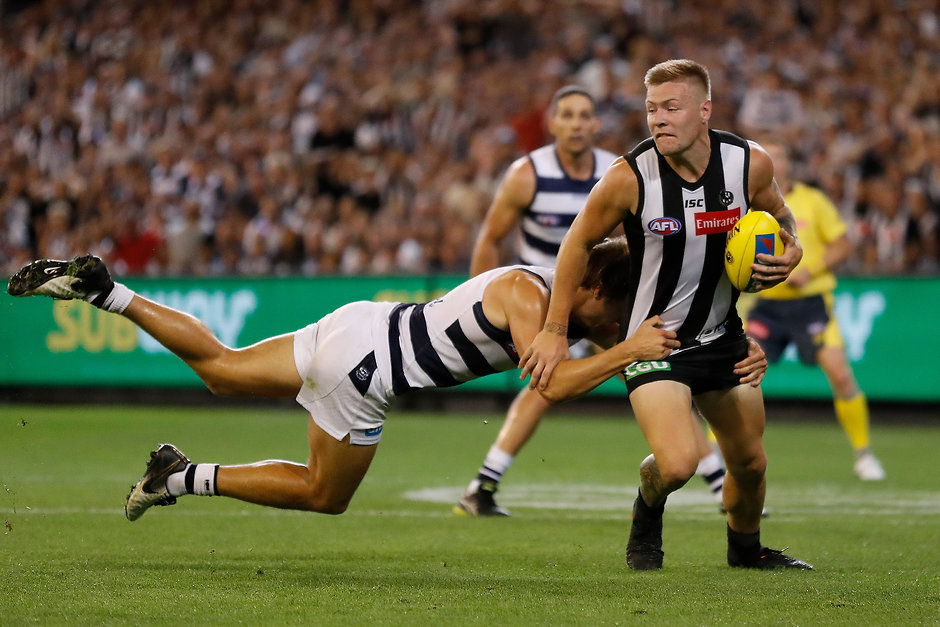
xmin=648 ymin=217 xmax=683 ymax=236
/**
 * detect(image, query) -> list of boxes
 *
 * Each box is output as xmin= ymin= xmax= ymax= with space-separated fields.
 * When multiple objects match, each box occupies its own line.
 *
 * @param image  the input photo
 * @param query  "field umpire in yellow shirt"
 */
xmin=746 ymin=140 xmax=885 ymax=481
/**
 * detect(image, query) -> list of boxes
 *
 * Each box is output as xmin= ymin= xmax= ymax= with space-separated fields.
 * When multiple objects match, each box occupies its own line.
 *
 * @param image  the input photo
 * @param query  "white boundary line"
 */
xmin=4 ymin=483 xmax=939 ymax=518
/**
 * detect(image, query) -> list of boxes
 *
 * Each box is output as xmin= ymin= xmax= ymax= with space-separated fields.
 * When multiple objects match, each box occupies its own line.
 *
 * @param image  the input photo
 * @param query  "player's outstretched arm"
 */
xmin=519 ymin=159 xmax=638 ymax=389
xmin=538 ymin=317 xmax=679 ymax=404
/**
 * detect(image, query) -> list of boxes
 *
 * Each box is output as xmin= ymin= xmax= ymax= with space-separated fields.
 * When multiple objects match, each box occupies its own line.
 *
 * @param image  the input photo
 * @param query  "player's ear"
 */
xmin=701 ymin=99 xmax=712 ymax=123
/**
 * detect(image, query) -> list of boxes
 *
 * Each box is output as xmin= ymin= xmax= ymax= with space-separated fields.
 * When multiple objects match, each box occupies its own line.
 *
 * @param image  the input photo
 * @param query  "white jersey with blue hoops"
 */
xmin=294 ymin=265 xmax=561 ymax=444
xmin=519 ymin=145 xmax=618 ymax=267
xmin=379 ymin=265 xmax=556 ymax=396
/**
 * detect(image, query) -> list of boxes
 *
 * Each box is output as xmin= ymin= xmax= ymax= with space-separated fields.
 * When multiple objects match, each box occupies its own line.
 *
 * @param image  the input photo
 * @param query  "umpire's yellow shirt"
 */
xmin=758 ymin=182 xmax=846 ymax=300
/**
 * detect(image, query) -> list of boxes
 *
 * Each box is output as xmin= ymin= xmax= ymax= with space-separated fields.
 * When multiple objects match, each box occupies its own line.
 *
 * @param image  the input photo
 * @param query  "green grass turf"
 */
xmin=1 ymin=403 xmax=938 ymax=625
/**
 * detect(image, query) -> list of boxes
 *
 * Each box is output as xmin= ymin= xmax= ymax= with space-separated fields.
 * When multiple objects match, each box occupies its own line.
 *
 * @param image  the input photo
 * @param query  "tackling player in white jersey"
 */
xmin=9 ymin=239 xmax=712 ymax=524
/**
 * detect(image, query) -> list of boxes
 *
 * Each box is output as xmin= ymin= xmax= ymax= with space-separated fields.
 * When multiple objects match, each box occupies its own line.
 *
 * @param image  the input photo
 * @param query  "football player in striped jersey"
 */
xmin=520 ymin=59 xmax=811 ymax=570
xmin=10 ymin=238 xmax=700 ymax=524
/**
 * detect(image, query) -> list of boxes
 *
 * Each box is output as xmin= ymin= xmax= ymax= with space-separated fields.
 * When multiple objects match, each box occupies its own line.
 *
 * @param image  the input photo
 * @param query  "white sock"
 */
xmin=468 ymin=446 xmax=515 ymax=492
xmin=85 ymin=282 xmax=135 ymax=313
xmin=166 ymin=463 xmax=219 ymax=497
xmin=696 ymin=452 xmax=725 ymax=501
xmin=696 ymin=451 xmax=723 ymax=477
xmin=166 ymin=468 xmax=188 ymax=497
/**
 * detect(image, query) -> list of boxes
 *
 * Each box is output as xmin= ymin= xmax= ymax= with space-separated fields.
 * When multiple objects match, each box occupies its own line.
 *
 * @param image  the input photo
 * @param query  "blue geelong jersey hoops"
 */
xmin=520 ymin=145 xmax=618 ymax=267
xmin=381 ymin=266 xmax=561 ymax=396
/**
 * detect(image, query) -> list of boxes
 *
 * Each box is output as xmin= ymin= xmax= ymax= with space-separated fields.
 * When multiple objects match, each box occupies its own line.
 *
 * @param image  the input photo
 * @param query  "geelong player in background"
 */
xmin=521 ymin=59 xmax=813 ymax=570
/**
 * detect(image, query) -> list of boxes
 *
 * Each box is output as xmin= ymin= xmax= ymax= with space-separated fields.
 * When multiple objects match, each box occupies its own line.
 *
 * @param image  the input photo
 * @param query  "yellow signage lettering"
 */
xmin=47 ymin=301 xmax=80 ymax=352
xmin=45 ymin=301 xmax=138 ymax=353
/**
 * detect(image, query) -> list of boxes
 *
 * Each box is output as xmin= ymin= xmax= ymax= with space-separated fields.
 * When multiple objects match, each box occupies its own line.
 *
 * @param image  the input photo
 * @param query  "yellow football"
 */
xmin=724 ymin=210 xmax=783 ymax=292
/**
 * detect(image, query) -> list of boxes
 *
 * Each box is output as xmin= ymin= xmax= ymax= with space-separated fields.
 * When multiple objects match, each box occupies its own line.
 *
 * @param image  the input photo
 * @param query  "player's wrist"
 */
xmin=543 ymin=321 xmax=568 ymax=336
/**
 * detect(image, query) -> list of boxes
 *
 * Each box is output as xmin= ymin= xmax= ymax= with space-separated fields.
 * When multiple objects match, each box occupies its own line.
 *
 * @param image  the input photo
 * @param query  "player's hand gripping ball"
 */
xmin=724 ymin=210 xmax=783 ymax=292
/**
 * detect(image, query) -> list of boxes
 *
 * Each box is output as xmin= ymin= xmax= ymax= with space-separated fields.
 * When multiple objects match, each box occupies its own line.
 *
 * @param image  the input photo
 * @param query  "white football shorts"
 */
xmin=293 ymin=301 xmax=395 ymax=446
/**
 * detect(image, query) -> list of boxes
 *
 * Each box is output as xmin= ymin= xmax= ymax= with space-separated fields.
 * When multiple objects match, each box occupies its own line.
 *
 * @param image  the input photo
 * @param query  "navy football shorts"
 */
xmin=746 ymin=294 xmax=833 ymax=365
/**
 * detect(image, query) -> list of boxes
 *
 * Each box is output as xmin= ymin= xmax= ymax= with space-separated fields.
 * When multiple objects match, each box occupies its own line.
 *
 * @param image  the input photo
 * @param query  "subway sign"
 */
xmin=1 ymin=275 xmax=937 ymax=401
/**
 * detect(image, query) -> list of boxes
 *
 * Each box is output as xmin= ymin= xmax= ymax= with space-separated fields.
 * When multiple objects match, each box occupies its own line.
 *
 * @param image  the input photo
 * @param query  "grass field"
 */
xmin=2 ymin=402 xmax=938 ymax=625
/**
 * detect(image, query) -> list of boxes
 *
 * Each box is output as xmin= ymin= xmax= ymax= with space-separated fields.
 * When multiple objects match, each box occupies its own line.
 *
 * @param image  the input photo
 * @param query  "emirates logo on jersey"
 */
xmin=694 ymin=208 xmax=740 ymax=235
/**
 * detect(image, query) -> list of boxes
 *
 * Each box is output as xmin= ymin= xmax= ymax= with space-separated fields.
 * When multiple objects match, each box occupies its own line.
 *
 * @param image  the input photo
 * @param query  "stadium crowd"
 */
xmin=1 ymin=0 xmax=937 ymax=278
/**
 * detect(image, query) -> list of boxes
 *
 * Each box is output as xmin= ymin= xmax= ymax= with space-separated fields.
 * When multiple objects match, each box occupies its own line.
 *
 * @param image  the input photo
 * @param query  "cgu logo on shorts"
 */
xmin=648 ymin=217 xmax=682 ymax=236
xmin=622 ymin=360 xmax=672 ymax=379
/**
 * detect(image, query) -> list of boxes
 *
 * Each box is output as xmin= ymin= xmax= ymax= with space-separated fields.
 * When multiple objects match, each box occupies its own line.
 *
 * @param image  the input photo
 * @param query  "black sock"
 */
xmin=727 ymin=524 xmax=761 ymax=558
xmin=635 ymin=488 xmax=665 ymax=515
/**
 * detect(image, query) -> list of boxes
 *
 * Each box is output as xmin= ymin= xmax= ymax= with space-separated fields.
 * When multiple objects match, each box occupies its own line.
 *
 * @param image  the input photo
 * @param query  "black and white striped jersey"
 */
xmin=621 ymin=130 xmax=751 ymax=350
xmin=519 ymin=144 xmax=618 ymax=267
xmin=381 ymin=265 xmax=557 ymax=396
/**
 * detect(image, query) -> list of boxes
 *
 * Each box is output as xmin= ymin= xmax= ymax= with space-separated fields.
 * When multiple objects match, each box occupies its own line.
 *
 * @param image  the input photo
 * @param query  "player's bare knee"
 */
xmin=311 ymin=501 xmax=349 ymax=515
xmin=304 ymin=493 xmax=350 ymax=515
xmin=641 ymin=453 xmax=695 ymax=492
xmin=293 ymin=483 xmax=351 ymax=514
xmin=726 ymin=452 xmax=767 ymax=487
xmin=658 ymin=460 xmax=697 ymax=489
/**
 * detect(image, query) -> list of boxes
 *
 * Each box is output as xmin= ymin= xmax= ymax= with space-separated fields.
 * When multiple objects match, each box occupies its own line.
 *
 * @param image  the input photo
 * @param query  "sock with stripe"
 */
xmin=85 ymin=282 xmax=135 ymax=313
xmin=696 ymin=451 xmax=726 ymax=503
xmin=466 ymin=446 xmax=514 ymax=493
xmin=166 ymin=463 xmax=220 ymax=497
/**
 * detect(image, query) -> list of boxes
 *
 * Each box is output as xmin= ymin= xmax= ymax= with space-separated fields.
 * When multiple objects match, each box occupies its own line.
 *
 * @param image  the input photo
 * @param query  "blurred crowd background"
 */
xmin=1 ymin=0 xmax=937 ymax=278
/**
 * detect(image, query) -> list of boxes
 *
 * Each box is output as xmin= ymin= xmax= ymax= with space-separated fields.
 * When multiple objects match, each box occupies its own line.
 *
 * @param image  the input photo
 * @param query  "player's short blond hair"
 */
xmin=644 ymin=59 xmax=711 ymax=100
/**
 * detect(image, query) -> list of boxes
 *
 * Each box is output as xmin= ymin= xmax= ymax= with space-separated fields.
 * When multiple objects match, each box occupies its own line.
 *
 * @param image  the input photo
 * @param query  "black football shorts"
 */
xmin=622 ymin=331 xmax=749 ymax=396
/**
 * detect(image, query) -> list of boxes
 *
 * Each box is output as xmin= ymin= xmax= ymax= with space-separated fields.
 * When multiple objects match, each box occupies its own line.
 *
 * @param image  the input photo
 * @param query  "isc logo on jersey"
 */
xmin=648 ymin=217 xmax=682 ymax=235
